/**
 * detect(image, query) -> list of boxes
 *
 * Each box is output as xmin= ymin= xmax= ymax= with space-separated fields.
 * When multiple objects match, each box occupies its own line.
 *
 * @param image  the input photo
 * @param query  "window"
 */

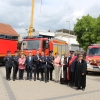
xmin=87 ymin=48 xmax=100 ymax=56
xmin=22 ymin=40 xmax=41 ymax=50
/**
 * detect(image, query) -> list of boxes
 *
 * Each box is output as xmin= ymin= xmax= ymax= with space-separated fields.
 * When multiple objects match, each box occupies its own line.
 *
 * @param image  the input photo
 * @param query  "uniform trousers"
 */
xmin=44 ymin=67 xmax=48 ymax=81
xmin=6 ymin=67 xmax=11 ymax=80
xmin=9 ymin=67 xmax=12 ymax=77
xmin=34 ymin=66 xmax=39 ymax=79
xmin=47 ymin=68 xmax=53 ymax=80
xmin=27 ymin=67 xmax=32 ymax=79
xmin=13 ymin=67 xmax=18 ymax=79
xmin=40 ymin=68 xmax=44 ymax=80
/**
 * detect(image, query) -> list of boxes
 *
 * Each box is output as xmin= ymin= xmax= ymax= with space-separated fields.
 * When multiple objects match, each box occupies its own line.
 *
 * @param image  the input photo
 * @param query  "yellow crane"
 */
xmin=28 ymin=0 xmax=35 ymax=37
xmin=28 ymin=0 xmax=42 ymax=37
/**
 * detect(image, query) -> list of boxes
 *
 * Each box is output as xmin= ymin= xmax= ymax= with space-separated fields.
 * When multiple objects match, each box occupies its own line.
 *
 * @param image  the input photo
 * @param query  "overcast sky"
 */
xmin=0 ymin=0 xmax=100 ymax=36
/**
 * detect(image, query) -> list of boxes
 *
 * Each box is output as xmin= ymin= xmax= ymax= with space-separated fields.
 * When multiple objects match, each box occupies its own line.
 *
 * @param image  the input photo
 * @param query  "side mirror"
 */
xmin=43 ymin=40 xmax=49 ymax=49
xmin=45 ymin=43 xmax=49 ymax=48
xmin=45 ymin=40 xmax=49 ymax=48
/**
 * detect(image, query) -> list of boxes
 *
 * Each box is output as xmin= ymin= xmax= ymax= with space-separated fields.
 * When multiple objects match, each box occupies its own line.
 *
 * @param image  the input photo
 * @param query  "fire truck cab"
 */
xmin=21 ymin=36 xmax=68 ymax=56
xmin=86 ymin=44 xmax=100 ymax=72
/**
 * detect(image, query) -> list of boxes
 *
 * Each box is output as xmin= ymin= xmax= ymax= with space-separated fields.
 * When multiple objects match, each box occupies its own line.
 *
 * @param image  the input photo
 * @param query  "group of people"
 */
xmin=4 ymin=50 xmax=87 ymax=91
xmin=4 ymin=50 xmax=54 ymax=82
xmin=60 ymin=51 xmax=87 ymax=91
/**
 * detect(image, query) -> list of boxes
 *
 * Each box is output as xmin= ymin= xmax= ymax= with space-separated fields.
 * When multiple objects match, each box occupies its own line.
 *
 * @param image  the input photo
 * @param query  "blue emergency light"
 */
xmin=36 ymin=36 xmax=43 ymax=38
xmin=23 ymin=36 xmax=43 ymax=39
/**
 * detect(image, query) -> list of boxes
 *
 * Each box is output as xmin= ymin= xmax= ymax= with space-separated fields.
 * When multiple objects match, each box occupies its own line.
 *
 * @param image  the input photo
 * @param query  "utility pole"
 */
xmin=66 ymin=21 xmax=70 ymax=52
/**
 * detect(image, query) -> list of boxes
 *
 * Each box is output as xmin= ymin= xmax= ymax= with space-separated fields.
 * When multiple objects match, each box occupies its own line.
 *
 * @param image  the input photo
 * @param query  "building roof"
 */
xmin=55 ymin=32 xmax=79 ymax=45
xmin=0 ymin=23 xmax=19 ymax=36
xmin=56 ymin=29 xmax=74 ymax=35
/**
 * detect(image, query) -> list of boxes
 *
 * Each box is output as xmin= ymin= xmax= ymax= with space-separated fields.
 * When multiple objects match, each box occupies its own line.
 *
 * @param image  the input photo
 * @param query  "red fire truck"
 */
xmin=0 ymin=23 xmax=19 ymax=63
xmin=0 ymin=36 xmax=19 ymax=63
xmin=21 ymin=36 xmax=68 ymax=56
xmin=86 ymin=44 xmax=100 ymax=73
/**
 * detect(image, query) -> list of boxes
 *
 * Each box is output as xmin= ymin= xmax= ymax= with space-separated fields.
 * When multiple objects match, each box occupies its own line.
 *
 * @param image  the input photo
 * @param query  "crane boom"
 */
xmin=28 ymin=0 xmax=35 ymax=36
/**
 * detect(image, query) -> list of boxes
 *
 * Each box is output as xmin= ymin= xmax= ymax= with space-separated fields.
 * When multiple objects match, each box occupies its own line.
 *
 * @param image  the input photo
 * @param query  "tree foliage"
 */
xmin=74 ymin=14 xmax=100 ymax=50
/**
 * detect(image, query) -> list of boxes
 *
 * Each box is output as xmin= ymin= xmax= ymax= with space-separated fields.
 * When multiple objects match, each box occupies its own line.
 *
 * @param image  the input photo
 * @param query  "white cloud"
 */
xmin=0 ymin=0 xmax=100 ymax=35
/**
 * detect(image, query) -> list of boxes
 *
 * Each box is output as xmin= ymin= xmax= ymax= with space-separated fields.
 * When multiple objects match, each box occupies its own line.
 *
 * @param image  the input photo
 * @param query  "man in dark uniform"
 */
xmin=40 ymin=52 xmax=45 ymax=81
xmin=47 ymin=51 xmax=54 ymax=81
xmin=70 ymin=55 xmax=77 ymax=87
xmin=12 ymin=51 xmax=19 ymax=81
xmin=4 ymin=51 xmax=13 ymax=81
xmin=25 ymin=52 xmax=34 ymax=81
xmin=44 ymin=54 xmax=49 ymax=83
xmin=33 ymin=50 xmax=40 ymax=81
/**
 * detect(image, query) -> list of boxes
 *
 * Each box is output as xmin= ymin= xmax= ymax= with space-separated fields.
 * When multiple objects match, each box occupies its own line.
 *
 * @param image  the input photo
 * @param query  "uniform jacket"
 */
xmin=40 ymin=56 xmax=49 ymax=68
xmin=25 ymin=56 xmax=34 ymax=68
xmin=13 ymin=56 xmax=19 ymax=67
xmin=48 ymin=55 xmax=54 ymax=68
xmin=34 ymin=55 xmax=40 ymax=67
xmin=4 ymin=55 xmax=13 ymax=67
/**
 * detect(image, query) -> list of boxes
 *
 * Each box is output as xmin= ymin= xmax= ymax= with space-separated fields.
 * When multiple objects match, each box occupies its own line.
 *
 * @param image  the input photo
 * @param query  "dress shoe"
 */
xmin=47 ymin=80 xmax=49 ymax=82
xmin=45 ymin=81 xmax=47 ymax=83
xmin=77 ymin=87 xmax=81 ymax=90
xmin=82 ymin=88 xmax=85 ymax=91
xmin=50 ymin=79 xmax=53 ymax=81
xmin=34 ymin=78 xmax=36 ymax=81
xmin=13 ymin=79 xmax=15 ymax=81
xmin=37 ymin=78 xmax=39 ymax=80
xmin=40 ymin=79 xmax=44 ymax=81
xmin=26 ymin=78 xmax=29 ymax=80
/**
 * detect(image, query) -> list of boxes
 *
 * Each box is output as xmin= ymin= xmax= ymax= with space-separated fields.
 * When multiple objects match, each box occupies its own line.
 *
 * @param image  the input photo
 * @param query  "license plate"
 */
xmin=93 ymin=68 xmax=100 ymax=70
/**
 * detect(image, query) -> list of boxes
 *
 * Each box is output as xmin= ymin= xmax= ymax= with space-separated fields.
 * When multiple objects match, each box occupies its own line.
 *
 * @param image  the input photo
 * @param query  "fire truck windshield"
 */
xmin=87 ymin=48 xmax=100 ymax=56
xmin=22 ymin=40 xmax=40 ymax=50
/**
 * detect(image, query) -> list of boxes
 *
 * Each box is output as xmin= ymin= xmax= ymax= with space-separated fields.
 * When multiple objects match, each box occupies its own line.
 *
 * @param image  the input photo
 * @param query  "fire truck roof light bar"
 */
xmin=23 ymin=36 xmax=43 ymax=39
xmin=91 ymin=44 xmax=100 ymax=46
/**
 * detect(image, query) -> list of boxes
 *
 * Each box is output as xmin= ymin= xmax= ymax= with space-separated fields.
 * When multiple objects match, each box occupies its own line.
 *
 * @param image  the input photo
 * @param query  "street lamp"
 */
xmin=66 ymin=20 xmax=70 ymax=52
xmin=66 ymin=21 xmax=70 ymax=34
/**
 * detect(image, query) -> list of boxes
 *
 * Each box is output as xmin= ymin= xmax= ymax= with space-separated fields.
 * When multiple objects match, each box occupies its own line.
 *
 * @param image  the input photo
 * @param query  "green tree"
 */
xmin=95 ymin=15 xmax=100 ymax=43
xmin=74 ymin=14 xmax=100 ymax=50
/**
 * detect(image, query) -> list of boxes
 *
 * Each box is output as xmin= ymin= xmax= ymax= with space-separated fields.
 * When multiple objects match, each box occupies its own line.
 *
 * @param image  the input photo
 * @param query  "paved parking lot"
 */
xmin=0 ymin=67 xmax=100 ymax=100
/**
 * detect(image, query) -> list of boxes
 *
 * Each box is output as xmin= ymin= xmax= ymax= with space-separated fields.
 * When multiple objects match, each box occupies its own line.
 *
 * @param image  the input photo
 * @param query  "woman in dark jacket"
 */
xmin=75 ymin=54 xmax=87 ymax=91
